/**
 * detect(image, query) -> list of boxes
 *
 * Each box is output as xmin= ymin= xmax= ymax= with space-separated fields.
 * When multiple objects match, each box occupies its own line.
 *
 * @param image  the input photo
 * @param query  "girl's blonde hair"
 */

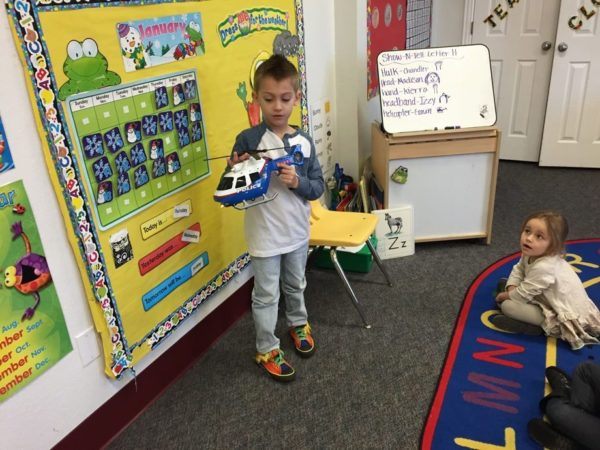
xmin=521 ymin=210 xmax=569 ymax=256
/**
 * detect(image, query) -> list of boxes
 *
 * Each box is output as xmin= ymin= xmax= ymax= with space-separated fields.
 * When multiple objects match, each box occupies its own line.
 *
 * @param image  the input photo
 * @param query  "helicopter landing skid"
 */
xmin=232 ymin=192 xmax=279 ymax=210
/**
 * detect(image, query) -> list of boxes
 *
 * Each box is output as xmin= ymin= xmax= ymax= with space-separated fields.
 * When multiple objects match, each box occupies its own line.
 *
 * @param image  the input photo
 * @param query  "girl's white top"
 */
xmin=507 ymin=254 xmax=600 ymax=350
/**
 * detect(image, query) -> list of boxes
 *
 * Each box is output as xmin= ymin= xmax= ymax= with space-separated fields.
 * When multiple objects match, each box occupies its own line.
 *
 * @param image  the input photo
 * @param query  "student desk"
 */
xmin=371 ymin=123 xmax=500 ymax=244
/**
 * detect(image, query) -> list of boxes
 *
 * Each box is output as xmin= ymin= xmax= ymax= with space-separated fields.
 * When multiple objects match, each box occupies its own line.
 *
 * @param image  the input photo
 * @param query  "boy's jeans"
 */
xmin=251 ymin=243 xmax=309 ymax=354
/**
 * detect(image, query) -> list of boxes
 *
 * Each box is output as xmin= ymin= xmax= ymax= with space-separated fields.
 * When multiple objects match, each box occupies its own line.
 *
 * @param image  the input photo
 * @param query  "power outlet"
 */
xmin=75 ymin=327 xmax=101 ymax=367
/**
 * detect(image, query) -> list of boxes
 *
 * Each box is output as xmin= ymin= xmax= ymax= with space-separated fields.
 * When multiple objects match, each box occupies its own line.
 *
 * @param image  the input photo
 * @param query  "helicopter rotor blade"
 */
xmin=203 ymin=146 xmax=291 ymax=161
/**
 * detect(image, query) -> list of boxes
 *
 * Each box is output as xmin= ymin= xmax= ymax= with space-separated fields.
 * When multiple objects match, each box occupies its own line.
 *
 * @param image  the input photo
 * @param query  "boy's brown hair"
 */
xmin=521 ymin=210 xmax=569 ymax=256
xmin=253 ymin=54 xmax=300 ymax=93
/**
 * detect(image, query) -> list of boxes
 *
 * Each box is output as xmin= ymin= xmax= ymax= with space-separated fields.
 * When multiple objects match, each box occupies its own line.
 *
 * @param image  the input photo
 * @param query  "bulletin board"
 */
xmin=377 ymin=44 xmax=496 ymax=134
xmin=6 ymin=0 xmax=308 ymax=378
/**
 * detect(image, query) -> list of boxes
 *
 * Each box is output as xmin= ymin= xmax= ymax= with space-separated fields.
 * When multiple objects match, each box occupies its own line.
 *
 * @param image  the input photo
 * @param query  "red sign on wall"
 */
xmin=367 ymin=0 xmax=407 ymax=99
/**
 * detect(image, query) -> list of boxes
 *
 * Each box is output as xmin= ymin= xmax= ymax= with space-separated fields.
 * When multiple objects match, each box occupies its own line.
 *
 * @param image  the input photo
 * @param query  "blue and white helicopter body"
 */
xmin=214 ymin=146 xmax=304 ymax=210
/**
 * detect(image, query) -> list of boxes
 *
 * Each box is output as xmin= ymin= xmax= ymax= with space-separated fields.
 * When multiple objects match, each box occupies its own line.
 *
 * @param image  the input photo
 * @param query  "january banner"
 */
xmin=0 ymin=116 xmax=15 ymax=174
xmin=0 ymin=180 xmax=72 ymax=402
xmin=116 ymin=13 xmax=205 ymax=73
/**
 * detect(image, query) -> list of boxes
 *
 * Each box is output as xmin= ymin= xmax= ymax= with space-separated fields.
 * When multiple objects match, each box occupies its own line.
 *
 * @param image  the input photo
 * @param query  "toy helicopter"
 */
xmin=213 ymin=145 xmax=304 ymax=210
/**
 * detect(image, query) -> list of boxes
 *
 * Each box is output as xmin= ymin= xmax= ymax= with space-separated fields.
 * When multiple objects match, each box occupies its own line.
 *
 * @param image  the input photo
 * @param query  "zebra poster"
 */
xmin=372 ymin=206 xmax=414 ymax=259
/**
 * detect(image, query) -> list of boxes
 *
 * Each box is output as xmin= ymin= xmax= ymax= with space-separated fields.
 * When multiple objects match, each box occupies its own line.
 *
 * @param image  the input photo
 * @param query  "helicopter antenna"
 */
xmin=203 ymin=146 xmax=292 ymax=161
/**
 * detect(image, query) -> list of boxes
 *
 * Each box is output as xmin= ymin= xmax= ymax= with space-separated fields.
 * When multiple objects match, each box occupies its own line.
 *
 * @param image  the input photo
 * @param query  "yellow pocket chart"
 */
xmin=6 ymin=0 xmax=308 ymax=378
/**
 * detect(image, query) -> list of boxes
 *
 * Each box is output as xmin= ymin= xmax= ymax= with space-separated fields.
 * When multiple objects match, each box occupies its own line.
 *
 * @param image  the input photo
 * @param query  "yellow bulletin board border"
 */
xmin=6 ymin=0 xmax=308 ymax=378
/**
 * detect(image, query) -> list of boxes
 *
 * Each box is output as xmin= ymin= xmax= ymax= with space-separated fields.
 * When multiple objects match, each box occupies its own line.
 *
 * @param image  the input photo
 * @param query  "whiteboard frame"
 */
xmin=377 ymin=44 xmax=497 ymax=134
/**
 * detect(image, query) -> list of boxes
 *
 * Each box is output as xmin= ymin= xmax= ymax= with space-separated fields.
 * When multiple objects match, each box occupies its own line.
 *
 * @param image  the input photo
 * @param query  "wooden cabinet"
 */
xmin=371 ymin=123 xmax=500 ymax=244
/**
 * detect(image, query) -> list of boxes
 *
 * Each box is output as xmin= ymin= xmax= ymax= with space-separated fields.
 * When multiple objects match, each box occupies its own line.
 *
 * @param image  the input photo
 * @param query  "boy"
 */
xmin=229 ymin=54 xmax=324 ymax=382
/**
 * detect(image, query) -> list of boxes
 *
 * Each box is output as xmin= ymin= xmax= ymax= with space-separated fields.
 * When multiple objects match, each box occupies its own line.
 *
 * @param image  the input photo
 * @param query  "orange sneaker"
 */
xmin=255 ymin=349 xmax=295 ymax=382
xmin=289 ymin=323 xmax=315 ymax=358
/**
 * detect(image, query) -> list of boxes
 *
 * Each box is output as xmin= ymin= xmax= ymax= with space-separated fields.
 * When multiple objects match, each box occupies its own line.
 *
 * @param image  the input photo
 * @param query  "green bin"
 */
xmin=313 ymin=236 xmax=377 ymax=273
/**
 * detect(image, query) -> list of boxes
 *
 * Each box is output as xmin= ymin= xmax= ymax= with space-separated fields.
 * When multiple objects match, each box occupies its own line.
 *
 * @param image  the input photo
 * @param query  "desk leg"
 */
xmin=329 ymin=248 xmax=371 ymax=329
xmin=365 ymin=239 xmax=393 ymax=287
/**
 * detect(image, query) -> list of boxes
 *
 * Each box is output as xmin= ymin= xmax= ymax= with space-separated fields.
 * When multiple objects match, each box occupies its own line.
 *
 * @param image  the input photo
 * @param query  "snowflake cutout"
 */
xmin=93 ymin=156 xmax=113 ymax=182
xmin=82 ymin=133 xmax=104 ymax=159
xmin=184 ymin=80 xmax=196 ymax=100
xmin=152 ymin=157 xmax=166 ymax=178
xmin=155 ymin=86 xmax=169 ymax=109
xmin=130 ymin=143 xmax=147 ymax=166
xmin=115 ymin=151 xmax=132 ymax=174
xmin=178 ymin=128 xmax=190 ymax=148
xmin=117 ymin=172 xmax=131 ymax=196
xmin=142 ymin=115 xmax=158 ymax=137
xmin=134 ymin=165 xmax=150 ymax=188
xmin=191 ymin=122 xmax=203 ymax=142
xmin=158 ymin=111 xmax=174 ymax=132
xmin=103 ymin=127 xmax=124 ymax=153
xmin=174 ymin=109 xmax=189 ymax=131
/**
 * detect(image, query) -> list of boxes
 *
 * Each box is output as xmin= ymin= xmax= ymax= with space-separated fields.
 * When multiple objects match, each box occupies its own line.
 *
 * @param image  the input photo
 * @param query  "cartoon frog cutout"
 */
xmin=4 ymin=222 xmax=52 ymax=321
xmin=118 ymin=24 xmax=150 ymax=71
xmin=58 ymin=38 xmax=121 ymax=101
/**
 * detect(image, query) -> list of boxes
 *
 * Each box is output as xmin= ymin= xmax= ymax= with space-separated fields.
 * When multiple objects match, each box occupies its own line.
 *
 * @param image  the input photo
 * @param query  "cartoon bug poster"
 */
xmin=6 ymin=0 xmax=307 ymax=378
xmin=0 ymin=180 xmax=71 ymax=402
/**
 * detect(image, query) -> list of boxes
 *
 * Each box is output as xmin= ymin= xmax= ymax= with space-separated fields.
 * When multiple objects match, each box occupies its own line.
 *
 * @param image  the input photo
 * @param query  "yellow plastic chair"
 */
xmin=308 ymin=200 xmax=392 ymax=328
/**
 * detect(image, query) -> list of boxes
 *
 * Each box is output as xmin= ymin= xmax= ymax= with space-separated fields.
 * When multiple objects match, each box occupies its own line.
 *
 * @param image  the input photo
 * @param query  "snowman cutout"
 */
xmin=118 ymin=23 xmax=151 ymax=72
xmin=173 ymin=85 xmax=185 ymax=106
xmin=149 ymin=140 xmax=160 ymax=160
xmin=97 ymin=182 xmax=111 ymax=204
xmin=190 ymin=103 xmax=201 ymax=122
xmin=126 ymin=124 xmax=139 ymax=144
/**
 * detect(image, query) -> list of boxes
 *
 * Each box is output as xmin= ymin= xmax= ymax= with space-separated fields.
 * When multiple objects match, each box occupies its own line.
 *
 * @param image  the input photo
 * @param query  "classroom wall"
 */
xmin=1 ymin=0 xmax=466 ymax=445
xmin=430 ymin=0 xmax=466 ymax=46
xmin=0 ymin=1 xmax=337 ymax=448
xmin=331 ymin=0 xmax=374 ymax=180
xmin=334 ymin=0 xmax=467 ymax=181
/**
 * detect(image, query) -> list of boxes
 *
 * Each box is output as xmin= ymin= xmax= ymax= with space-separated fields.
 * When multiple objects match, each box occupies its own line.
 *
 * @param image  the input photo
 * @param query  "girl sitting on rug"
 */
xmin=492 ymin=210 xmax=600 ymax=350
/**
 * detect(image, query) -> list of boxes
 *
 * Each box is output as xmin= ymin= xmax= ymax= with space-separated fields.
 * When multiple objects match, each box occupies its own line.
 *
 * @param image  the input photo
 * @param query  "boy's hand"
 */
xmin=227 ymin=152 xmax=250 ymax=167
xmin=277 ymin=162 xmax=299 ymax=189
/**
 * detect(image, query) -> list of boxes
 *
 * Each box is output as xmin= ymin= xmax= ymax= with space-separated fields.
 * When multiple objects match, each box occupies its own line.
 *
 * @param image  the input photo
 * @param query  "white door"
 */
xmin=539 ymin=3 xmax=600 ymax=168
xmin=471 ymin=0 xmax=560 ymax=161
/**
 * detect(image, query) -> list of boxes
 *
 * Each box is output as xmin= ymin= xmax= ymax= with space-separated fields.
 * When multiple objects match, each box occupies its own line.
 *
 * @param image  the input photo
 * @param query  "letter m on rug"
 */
xmin=463 ymin=373 xmax=521 ymax=414
xmin=473 ymin=338 xmax=525 ymax=368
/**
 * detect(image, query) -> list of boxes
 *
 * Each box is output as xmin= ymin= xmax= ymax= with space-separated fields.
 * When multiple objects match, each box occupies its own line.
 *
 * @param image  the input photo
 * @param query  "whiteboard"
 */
xmin=378 ymin=44 xmax=496 ymax=134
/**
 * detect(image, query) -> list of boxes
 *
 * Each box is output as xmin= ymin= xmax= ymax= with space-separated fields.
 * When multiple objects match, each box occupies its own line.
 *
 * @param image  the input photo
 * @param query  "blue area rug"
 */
xmin=422 ymin=239 xmax=600 ymax=449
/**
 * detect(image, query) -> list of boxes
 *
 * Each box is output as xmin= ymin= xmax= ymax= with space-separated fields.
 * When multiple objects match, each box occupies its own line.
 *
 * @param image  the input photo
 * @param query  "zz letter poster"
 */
xmin=0 ymin=180 xmax=71 ymax=402
xmin=6 ymin=0 xmax=307 ymax=378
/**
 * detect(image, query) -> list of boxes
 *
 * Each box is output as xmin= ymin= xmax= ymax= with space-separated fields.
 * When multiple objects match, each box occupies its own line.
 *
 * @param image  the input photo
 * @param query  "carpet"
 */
xmin=421 ymin=239 xmax=600 ymax=449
